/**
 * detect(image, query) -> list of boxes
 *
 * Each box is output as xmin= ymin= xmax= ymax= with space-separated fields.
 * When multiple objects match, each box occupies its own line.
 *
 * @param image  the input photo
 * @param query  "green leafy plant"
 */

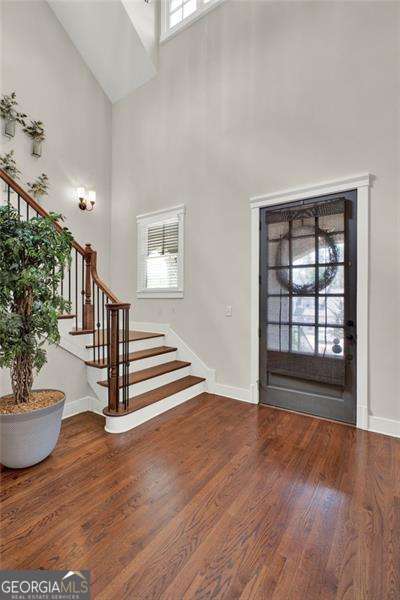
xmin=0 ymin=150 xmax=21 ymax=180
xmin=0 ymin=206 xmax=73 ymax=404
xmin=27 ymin=173 xmax=49 ymax=199
xmin=23 ymin=120 xmax=45 ymax=142
xmin=0 ymin=92 xmax=26 ymax=126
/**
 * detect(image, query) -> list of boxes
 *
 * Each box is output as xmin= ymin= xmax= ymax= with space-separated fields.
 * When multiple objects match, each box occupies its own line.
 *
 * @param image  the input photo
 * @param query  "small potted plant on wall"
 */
xmin=23 ymin=119 xmax=45 ymax=157
xmin=27 ymin=173 xmax=49 ymax=201
xmin=0 ymin=92 xmax=26 ymax=138
xmin=0 ymin=205 xmax=73 ymax=469
xmin=0 ymin=150 xmax=21 ymax=191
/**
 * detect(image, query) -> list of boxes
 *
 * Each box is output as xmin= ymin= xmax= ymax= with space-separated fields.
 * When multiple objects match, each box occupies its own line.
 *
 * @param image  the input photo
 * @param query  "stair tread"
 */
xmin=98 ymin=360 xmax=191 ymax=388
xmin=85 ymin=346 xmax=177 ymax=368
xmin=58 ymin=313 xmax=76 ymax=319
xmin=69 ymin=330 xmax=164 ymax=346
xmin=103 ymin=375 xmax=205 ymax=416
xmin=70 ymin=328 xmax=97 ymax=336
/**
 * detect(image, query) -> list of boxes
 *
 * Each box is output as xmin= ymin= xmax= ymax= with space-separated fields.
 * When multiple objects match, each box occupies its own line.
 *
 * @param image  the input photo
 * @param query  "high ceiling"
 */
xmin=48 ymin=0 xmax=157 ymax=103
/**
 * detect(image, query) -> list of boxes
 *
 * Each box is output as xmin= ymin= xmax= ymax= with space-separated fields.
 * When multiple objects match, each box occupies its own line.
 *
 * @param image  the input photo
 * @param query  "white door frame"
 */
xmin=250 ymin=173 xmax=372 ymax=429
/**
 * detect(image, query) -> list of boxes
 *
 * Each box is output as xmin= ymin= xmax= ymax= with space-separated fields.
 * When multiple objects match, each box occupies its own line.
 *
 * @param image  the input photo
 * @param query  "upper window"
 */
xmin=161 ymin=0 xmax=224 ymax=42
xmin=137 ymin=205 xmax=185 ymax=299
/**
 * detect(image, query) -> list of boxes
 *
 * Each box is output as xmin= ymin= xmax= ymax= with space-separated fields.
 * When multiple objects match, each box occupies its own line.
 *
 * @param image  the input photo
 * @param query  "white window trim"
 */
xmin=136 ymin=205 xmax=185 ymax=299
xmin=160 ymin=0 xmax=225 ymax=44
xmin=249 ymin=173 xmax=372 ymax=430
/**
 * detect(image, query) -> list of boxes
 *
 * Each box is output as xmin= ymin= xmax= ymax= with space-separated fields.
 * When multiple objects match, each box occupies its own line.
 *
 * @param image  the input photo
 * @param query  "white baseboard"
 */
xmin=131 ymin=321 xmax=216 ymax=388
xmin=132 ymin=321 xmax=170 ymax=334
xmin=132 ymin=321 xmax=254 ymax=405
xmin=89 ymin=395 xmax=108 ymax=416
xmin=368 ymin=415 xmax=400 ymax=438
xmin=212 ymin=383 xmax=253 ymax=403
xmin=62 ymin=396 xmax=93 ymax=419
xmin=167 ymin=328 xmax=216 ymax=388
xmin=62 ymin=395 xmax=107 ymax=420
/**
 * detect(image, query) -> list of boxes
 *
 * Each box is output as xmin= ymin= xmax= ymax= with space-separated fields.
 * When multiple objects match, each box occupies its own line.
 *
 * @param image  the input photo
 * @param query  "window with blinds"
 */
xmin=137 ymin=206 xmax=185 ymax=298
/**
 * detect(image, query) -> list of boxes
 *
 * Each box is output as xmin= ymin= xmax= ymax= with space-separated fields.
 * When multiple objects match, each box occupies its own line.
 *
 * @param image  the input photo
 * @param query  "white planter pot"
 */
xmin=0 ymin=390 xmax=65 ymax=469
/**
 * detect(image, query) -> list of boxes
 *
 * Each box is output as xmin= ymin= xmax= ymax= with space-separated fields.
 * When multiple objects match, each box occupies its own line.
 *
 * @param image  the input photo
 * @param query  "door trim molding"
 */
xmin=250 ymin=173 xmax=372 ymax=429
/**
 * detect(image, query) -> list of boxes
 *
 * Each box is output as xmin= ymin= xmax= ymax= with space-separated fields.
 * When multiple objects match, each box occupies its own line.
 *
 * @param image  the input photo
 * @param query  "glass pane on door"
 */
xmin=260 ymin=192 xmax=357 ymax=425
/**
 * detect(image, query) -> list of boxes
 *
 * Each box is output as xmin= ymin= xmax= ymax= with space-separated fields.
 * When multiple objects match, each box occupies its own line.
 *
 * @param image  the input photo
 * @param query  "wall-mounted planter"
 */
xmin=0 ymin=92 xmax=26 ymax=139
xmin=23 ymin=120 xmax=45 ymax=159
xmin=27 ymin=173 xmax=49 ymax=201
xmin=32 ymin=139 xmax=42 ymax=158
xmin=3 ymin=118 xmax=16 ymax=138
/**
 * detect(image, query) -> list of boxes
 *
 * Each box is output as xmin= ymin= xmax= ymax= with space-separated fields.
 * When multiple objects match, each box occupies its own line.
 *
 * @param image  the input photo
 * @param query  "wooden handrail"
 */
xmin=0 ymin=168 xmax=86 ymax=256
xmin=2 ymin=167 xmax=132 ymax=414
xmin=85 ymin=245 xmax=121 ymax=304
xmin=0 ymin=168 xmax=122 ymax=304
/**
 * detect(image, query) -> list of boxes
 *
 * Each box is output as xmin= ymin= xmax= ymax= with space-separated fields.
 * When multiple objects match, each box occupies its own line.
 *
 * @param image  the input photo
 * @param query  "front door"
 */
xmin=259 ymin=191 xmax=357 ymax=424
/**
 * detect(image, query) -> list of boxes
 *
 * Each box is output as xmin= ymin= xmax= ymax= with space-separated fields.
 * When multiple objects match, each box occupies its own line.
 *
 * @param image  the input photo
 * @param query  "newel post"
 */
xmin=83 ymin=243 xmax=95 ymax=330
xmin=106 ymin=303 xmax=131 ymax=413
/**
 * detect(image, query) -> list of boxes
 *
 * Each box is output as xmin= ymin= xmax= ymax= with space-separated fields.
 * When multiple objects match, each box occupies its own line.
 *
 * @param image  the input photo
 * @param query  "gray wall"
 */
xmin=111 ymin=1 xmax=400 ymax=421
xmin=0 ymin=0 xmax=113 ymax=402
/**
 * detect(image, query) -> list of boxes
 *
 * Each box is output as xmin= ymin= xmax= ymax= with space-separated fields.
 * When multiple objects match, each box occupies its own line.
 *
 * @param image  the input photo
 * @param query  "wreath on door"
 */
xmin=275 ymin=224 xmax=339 ymax=294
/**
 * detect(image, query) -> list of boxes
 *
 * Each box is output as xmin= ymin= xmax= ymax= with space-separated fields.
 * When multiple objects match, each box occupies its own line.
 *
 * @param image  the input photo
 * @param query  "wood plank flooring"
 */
xmin=1 ymin=394 xmax=399 ymax=599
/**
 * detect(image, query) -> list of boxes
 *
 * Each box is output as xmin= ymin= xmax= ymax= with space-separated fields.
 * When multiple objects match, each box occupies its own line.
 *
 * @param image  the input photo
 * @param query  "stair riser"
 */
xmin=87 ymin=351 xmax=177 ymax=378
xmin=105 ymin=381 xmax=206 ymax=434
xmin=84 ymin=335 xmax=165 ymax=360
xmin=90 ymin=366 xmax=192 ymax=405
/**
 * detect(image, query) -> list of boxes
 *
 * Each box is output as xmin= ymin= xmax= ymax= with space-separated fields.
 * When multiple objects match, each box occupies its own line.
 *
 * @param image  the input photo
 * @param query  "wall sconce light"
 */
xmin=77 ymin=187 xmax=96 ymax=212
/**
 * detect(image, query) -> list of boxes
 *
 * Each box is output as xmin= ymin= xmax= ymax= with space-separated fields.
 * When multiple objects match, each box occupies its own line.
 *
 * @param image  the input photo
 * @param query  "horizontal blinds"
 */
xmin=145 ymin=220 xmax=179 ymax=289
xmin=266 ymin=199 xmax=345 ymax=224
xmin=147 ymin=222 xmax=179 ymax=256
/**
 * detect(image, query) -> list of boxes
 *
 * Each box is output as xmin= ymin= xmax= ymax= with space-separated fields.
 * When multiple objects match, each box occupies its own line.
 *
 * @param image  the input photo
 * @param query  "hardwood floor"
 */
xmin=1 ymin=394 xmax=399 ymax=599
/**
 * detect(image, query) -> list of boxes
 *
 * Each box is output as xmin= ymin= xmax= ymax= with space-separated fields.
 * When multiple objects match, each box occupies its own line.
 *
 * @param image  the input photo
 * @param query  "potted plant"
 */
xmin=23 ymin=119 xmax=45 ymax=157
xmin=0 ymin=150 xmax=21 ymax=192
xmin=0 ymin=205 xmax=73 ymax=468
xmin=27 ymin=173 xmax=49 ymax=201
xmin=0 ymin=92 xmax=26 ymax=138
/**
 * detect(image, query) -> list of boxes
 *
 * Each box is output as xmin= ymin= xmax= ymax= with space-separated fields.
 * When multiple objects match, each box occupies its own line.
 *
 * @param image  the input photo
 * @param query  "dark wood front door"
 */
xmin=259 ymin=191 xmax=357 ymax=424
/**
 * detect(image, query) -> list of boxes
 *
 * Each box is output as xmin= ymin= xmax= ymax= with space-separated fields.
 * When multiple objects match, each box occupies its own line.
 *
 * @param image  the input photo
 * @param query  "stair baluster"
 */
xmin=74 ymin=249 xmax=79 ymax=330
xmin=102 ymin=291 xmax=105 ymax=366
xmin=0 ymin=167 xmax=130 ymax=416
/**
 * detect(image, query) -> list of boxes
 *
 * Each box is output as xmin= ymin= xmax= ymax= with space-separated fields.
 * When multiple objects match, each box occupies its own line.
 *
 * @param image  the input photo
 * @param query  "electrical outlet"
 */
xmin=225 ymin=305 xmax=232 ymax=317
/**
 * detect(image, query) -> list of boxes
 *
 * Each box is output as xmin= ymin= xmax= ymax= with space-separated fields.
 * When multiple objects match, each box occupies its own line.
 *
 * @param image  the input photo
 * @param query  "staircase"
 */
xmin=1 ymin=169 xmax=207 ymax=433
xmin=59 ymin=320 xmax=207 ymax=433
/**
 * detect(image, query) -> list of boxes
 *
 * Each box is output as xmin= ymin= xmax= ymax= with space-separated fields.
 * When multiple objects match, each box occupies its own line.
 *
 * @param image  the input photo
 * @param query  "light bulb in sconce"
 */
xmin=88 ymin=190 xmax=96 ymax=209
xmin=76 ymin=186 xmax=95 ymax=212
